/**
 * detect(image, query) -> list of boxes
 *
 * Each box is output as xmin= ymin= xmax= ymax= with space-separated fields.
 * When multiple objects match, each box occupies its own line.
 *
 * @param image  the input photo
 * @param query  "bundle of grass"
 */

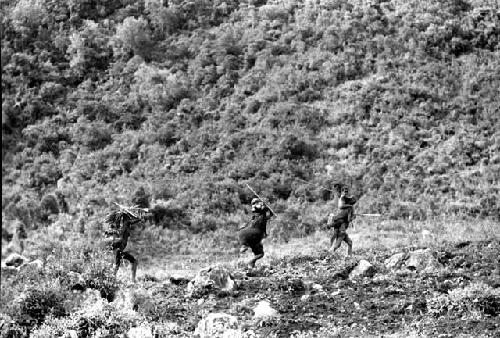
xmin=104 ymin=203 xmax=149 ymax=229
xmin=104 ymin=203 xmax=149 ymax=283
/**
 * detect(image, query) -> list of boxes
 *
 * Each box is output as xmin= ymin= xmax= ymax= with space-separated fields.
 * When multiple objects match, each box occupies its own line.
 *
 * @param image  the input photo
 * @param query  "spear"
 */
xmin=355 ymin=213 xmax=382 ymax=217
xmin=245 ymin=184 xmax=277 ymax=217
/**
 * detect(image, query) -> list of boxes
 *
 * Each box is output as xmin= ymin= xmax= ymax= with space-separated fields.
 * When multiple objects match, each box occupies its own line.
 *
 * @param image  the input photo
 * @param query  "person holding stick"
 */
xmin=238 ymin=185 xmax=275 ymax=269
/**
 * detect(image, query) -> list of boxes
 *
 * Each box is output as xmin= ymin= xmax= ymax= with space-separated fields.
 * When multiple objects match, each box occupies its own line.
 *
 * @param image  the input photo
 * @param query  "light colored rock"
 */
xmin=128 ymin=325 xmax=153 ymax=338
xmin=64 ymin=330 xmax=78 ymax=338
xmin=253 ymin=301 xmax=278 ymax=319
xmin=187 ymin=266 xmax=236 ymax=296
xmin=405 ymin=249 xmax=443 ymax=272
xmin=311 ymin=283 xmax=323 ymax=292
xmin=19 ymin=259 xmax=43 ymax=272
xmin=349 ymin=259 xmax=376 ymax=278
xmin=384 ymin=252 xmax=406 ymax=269
xmin=194 ymin=313 xmax=242 ymax=338
xmin=114 ymin=288 xmax=142 ymax=310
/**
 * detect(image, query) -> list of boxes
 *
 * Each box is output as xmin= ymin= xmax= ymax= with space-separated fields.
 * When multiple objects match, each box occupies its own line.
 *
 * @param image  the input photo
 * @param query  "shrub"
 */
xmin=131 ymin=186 xmax=150 ymax=209
xmin=67 ymin=20 xmax=113 ymax=78
xmin=8 ymin=284 xmax=67 ymax=332
xmin=70 ymin=117 xmax=113 ymax=151
xmin=149 ymin=200 xmax=190 ymax=229
xmin=427 ymin=282 xmax=500 ymax=317
xmin=279 ymin=134 xmax=319 ymax=161
xmin=40 ymin=194 xmax=60 ymax=221
xmin=114 ymin=17 xmax=152 ymax=59
xmin=10 ymin=0 xmax=47 ymax=33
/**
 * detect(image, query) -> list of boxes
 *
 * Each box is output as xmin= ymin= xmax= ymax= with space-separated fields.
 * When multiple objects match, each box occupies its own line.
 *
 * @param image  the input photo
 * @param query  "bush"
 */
xmin=8 ymin=284 xmax=67 ymax=332
xmin=131 ymin=186 xmax=150 ymax=209
xmin=10 ymin=0 xmax=47 ymax=33
xmin=70 ymin=117 xmax=113 ymax=151
xmin=114 ymin=16 xmax=152 ymax=59
xmin=427 ymin=282 xmax=500 ymax=317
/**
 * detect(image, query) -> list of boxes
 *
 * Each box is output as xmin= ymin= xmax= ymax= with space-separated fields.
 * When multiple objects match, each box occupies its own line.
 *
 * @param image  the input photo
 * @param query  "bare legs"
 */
xmin=114 ymin=250 xmax=137 ymax=282
xmin=330 ymin=232 xmax=353 ymax=256
xmin=240 ymin=244 xmax=264 ymax=268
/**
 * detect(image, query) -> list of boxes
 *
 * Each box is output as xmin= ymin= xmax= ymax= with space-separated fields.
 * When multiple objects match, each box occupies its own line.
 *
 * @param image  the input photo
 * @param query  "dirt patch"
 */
xmin=125 ymin=240 xmax=500 ymax=336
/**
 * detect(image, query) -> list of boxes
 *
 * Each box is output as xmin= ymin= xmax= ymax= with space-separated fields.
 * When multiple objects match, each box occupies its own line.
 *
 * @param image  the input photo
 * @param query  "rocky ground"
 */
xmin=119 ymin=239 xmax=500 ymax=337
xmin=2 ymin=239 xmax=499 ymax=337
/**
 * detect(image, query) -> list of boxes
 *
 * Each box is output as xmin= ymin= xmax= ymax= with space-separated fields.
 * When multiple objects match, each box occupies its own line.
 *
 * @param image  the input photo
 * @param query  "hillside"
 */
xmin=1 ymin=234 xmax=499 ymax=337
xmin=2 ymin=0 xmax=499 ymax=240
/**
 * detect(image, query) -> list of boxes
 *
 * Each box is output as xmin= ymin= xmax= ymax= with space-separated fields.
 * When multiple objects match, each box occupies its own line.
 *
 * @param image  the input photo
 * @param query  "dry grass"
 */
xmin=132 ymin=218 xmax=500 ymax=281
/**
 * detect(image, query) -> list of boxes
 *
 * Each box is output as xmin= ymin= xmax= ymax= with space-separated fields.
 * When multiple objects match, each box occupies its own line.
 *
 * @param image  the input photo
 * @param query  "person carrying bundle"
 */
xmin=104 ymin=204 xmax=147 ymax=282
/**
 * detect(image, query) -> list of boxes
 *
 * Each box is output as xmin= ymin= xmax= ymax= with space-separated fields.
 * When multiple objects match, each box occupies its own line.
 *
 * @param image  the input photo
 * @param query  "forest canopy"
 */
xmin=2 ymin=0 xmax=499 ymax=234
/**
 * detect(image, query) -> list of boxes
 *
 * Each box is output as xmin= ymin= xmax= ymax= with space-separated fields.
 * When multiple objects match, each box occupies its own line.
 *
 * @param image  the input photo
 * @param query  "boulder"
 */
xmin=384 ymin=252 xmax=406 ymax=269
xmin=194 ymin=313 xmax=242 ymax=338
xmin=349 ymin=259 xmax=376 ymax=278
xmin=187 ymin=266 xmax=236 ymax=297
xmin=63 ymin=330 xmax=78 ymax=338
xmin=4 ymin=253 xmax=27 ymax=267
xmin=19 ymin=259 xmax=43 ymax=272
xmin=253 ymin=301 xmax=279 ymax=319
xmin=128 ymin=325 xmax=153 ymax=338
xmin=405 ymin=249 xmax=443 ymax=272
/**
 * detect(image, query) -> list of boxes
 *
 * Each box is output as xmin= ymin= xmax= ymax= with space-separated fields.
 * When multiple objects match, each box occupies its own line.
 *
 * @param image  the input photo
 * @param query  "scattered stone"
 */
xmin=113 ymin=289 xmax=136 ymax=309
xmin=4 ymin=253 xmax=27 ymax=267
xmin=187 ymin=266 xmax=236 ymax=297
xmin=194 ymin=313 xmax=241 ymax=338
xmin=63 ymin=330 xmax=78 ymax=338
xmin=405 ymin=249 xmax=443 ymax=272
xmin=19 ymin=259 xmax=43 ymax=273
xmin=303 ymin=281 xmax=324 ymax=293
xmin=349 ymin=259 xmax=376 ymax=278
xmin=384 ymin=252 xmax=406 ymax=269
xmin=253 ymin=301 xmax=278 ymax=319
xmin=128 ymin=325 xmax=154 ymax=338
xmin=301 ymin=294 xmax=310 ymax=301
xmin=311 ymin=283 xmax=323 ymax=292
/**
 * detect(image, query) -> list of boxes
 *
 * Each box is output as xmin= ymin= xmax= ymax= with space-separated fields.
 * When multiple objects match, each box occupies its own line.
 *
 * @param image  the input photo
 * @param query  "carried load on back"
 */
xmin=104 ymin=203 xmax=148 ymax=282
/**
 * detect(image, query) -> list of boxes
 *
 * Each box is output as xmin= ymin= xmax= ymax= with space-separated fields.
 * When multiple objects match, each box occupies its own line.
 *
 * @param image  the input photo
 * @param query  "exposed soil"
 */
xmin=133 ymin=239 xmax=500 ymax=337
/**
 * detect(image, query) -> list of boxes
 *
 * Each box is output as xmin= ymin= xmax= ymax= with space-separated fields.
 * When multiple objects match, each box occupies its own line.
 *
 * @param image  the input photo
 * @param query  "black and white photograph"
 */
xmin=1 ymin=0 xmax=499 ymax=337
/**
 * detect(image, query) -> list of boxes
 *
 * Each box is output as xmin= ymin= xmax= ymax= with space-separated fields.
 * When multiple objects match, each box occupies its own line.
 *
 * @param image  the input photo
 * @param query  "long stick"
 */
xmin=355 ymin=213 xmax=382 ymax=217
xmin=245 ymin=184 xmax=277 ymax=216
xmin=294 ymin=177 xmax=336 ymax=192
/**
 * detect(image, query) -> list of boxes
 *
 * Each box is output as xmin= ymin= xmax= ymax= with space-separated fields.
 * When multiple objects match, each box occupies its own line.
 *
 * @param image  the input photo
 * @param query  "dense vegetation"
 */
xmin=2 ymin=0 xmax=499 ymax=239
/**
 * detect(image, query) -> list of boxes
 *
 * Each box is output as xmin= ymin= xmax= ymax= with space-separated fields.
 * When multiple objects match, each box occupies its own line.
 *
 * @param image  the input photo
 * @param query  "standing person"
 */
xmin=327 ymin=186 xmax=357 ymax=255
xmin=104 ymin=207 xmax=144 ymax=282
xmin=238 ymin=198 xmax=273 ymax=269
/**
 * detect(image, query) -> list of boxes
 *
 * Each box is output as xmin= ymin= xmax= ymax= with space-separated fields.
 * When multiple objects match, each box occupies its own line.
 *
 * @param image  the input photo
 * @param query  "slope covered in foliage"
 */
xmin=2 ymin=0 xmax=500 ymax=235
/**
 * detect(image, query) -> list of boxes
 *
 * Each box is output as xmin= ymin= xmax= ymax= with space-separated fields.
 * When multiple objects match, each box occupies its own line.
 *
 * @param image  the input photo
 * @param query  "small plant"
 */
xmin=8 ymin=284 xmax=67 ymax=332
xmin=427 ymin=282 xmax=500 ymax=317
